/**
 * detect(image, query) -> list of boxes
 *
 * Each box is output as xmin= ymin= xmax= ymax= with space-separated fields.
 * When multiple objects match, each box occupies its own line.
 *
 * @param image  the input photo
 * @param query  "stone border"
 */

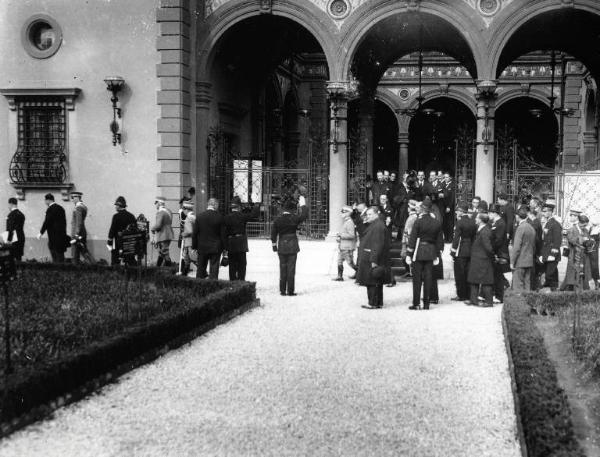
xmin=0 ymin=298 xmax=260 ymax=438
xmin=21 ymin=14 xmax=63 ymax=59
xmin=156 ymin=0 xmax=192 ymax=209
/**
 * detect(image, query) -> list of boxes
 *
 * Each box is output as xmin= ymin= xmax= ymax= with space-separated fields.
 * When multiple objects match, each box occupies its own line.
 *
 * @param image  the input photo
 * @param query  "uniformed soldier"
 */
xmin=406 ymin=197 xmax=444 ymax=310
xmin=107 ymin=196 xmax=137 ymax=266
xmin=69 ymin=191 xmax=94 ymax=264
xmin=539 ymin=199 xmax=562 ymax=290
xmin=271 ymin=194 xmax=309 ymax=296
xmin=151 ymin=196 xmax=175 ymax=267
xmin=178 ymin=200 xmax=196 ymax=275
xmin=223 ymin=196 xmax=260 ymax=281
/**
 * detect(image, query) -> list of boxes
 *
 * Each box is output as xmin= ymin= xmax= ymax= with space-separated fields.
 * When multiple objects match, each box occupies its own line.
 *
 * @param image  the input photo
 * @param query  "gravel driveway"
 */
xmin=0 ymin=241 xmax=521 ymax=457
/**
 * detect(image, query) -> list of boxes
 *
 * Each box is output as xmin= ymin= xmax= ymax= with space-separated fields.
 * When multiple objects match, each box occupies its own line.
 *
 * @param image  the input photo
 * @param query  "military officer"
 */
xmin=539 ymin=199 xmax=562 ymax=290
xmin=69 ymin=191 xmax=94 ymax=264
xmin=406 ymin=197 xmax=444 ymax=310
xmin=223 ymin=196 xmax=260 ymax=281
xmin=151 ymin=196 xmax=175 ymax=267
xmin=6 ymin=197 xmax=25 ymax=261
xmin=450 ymin=202 xmax=477 ymax=301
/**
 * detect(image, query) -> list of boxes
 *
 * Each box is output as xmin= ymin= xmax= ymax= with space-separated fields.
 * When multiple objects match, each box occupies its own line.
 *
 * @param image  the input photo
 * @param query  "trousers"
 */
xmin=278 ymin=253 xmax=297 ymax=294
xmin=228 ymin=252 xmax=247 ymax=281
xmin=412 ymin=260 xmax=433 ymax=306
xmin=453 ymin=257 xmax=470 ymax=299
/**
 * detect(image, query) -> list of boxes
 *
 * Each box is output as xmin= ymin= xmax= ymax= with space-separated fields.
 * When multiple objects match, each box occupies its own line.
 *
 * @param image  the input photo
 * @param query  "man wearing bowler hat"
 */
xmin=151 ymin=196 xmax=175 ymax=267
xmin=358 ymin=206 xmax=389 ymax=309
xmin=38 ymin=193 xmax=69 ymax=263
xmin=108 ymin=196 xmax=137 ymax=265
xmin=406 ymin=197 xmax=444 ymax=310
xmin=6 ymin=197 xmax=25 ymax=261
xmin=539 ymin=199 xmax=562 ymax=290
xmin=223 ymin=196 xmax=260 ymax=281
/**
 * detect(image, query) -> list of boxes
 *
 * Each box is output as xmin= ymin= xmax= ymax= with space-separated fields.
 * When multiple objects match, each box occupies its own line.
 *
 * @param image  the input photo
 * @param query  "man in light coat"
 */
xmin=179 ymin=200 xmax=196 ymax=275
xmin=69 ymin=191 xmax=94 ymax=264
xmin=151 ymin=196 xmax=175 ymax=267
xmin=511 ymin=207 xmax=537 ymax=291
xmin=333 ymin=205 xmax=357 ymax=281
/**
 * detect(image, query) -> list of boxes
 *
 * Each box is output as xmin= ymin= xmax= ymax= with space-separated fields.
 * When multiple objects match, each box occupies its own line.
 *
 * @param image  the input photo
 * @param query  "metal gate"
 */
xmin=347 ymin=126 xmax=368 ymax=204
xmin=454 ymin=125 xmax=476 ymax=205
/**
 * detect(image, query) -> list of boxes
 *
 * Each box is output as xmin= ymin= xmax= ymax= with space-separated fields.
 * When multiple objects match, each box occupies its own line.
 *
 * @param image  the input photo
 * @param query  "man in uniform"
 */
xmin=38 ymin=193 xmax=69 ymax=263
xmin=539 ymin=199 xmax=562 ymax=290
xmin=69 ymin=191 xmax=94 ymax=264
xmin=450 ymin=202 xmax=477 ymax=302
xmin=193 ymin=197 xmax=226 ymax=279
xmin=358 ymin=206 xmax=389 ymax=309
xmin=6 ymin=197 xmax=25 ymax=261
xmin=465 ymin=212 xmax=495 ymax=307
xmin=179 ymin=200 xmax=196 ymax=276
xmin=271 ymin=194 xmax=309 ymax=296
xmin=333 ymin=205 xmax=357 ymax=281
xmin=489 ymin=204 xmax=511 ymax=303
xmin=406 ymin=198 xmax=444 ymax=310
xmin=107 ymin=196 xmax=137 ymax=265
xmin=223 ymin=196 xmax=260 ymax=281
xmin=151 ymin=196 xmax=175 ymax=267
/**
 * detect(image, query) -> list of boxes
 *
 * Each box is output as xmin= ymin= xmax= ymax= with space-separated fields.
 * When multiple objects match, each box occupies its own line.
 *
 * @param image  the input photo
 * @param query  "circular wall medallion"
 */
xmin=477 ymin=0 xmax=501 ymax=16
xmin=328 ymin=0 xmax=351 ymax=20
xmin=22 ymin=14 xmax=63 ymax=59
xmin=399 ymin=89 xmax=410 ymax=100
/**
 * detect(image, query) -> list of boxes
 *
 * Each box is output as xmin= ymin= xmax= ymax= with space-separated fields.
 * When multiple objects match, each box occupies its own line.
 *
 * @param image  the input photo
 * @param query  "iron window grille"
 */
xmin=9 ymin=97 xmax=68 ymax=184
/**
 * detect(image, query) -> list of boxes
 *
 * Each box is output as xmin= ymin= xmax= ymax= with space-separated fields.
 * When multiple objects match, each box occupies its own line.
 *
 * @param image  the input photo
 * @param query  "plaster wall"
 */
xmin=0 ymin=0 xmax=160 ymax=261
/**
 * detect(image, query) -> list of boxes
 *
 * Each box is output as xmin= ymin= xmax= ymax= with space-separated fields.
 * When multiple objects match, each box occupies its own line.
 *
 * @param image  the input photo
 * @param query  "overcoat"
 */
xmin=193 ymin=208 xmax=226 ymax=254
xmin=512 ymin=220 xmax=536 ymax=268
xmin=6 ymin=208 xmax=25 ymax=258
xmin=467 ymin=225 xmax=495 ymax=285
xmin=357 ymin=217 xmax=390 ymax=286
xmin=71 ymin=202 xmax=88 ymax=241
xmin=562 ymin=225 xmax=593 ymax=288
xmin=40 ymin=203 xmax=69 ymax=252
xmin=451 ymin=215 xmax=477 ymax=258
xmin=541 ymin=217 xmax=562 ymax=262
xmin=151 ymin=207 xmax=174 ymax=242
xmin=491 ymin=218 xmax=511 ymax=273
xmin=224 ymin=205 xmax=260 ymax=253
xmin=270 ymin=205 xmax=309 ymax=254
xmin=407 ymin=213 xmax=444 ymax=261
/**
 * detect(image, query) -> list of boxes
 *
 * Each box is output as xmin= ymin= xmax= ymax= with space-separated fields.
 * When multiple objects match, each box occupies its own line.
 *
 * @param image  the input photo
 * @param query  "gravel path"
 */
xmin=0 ymin=241 xmax=521 ymax=457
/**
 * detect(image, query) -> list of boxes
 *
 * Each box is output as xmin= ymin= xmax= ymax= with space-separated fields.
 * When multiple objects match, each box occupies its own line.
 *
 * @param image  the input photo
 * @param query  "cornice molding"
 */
xmin=0 ymin=87 xmax=81 ymax=111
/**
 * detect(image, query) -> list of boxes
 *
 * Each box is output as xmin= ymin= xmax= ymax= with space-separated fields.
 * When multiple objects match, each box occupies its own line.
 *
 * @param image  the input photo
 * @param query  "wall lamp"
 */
xmin=104 ymin=76 xmax=125 ymax=146
xmin=476 ymin=80 xmax=497 ymax=154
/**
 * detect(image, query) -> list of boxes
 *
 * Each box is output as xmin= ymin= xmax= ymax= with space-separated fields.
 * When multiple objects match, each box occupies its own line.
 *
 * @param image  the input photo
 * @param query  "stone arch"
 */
xmin=374 ymin=88 xmax=402 ymax=129
xmin=197 ymin=0 xmax=338 ymax=82
xmin=338 ymin=0 xmax=487 ymax=83
xmin=405 ymin=89 xmax=477 ymax=117
xmin=495 ymin=88 xmax=552 ymax=110
xmin=489 ymin=0 xmax=600 ymax=79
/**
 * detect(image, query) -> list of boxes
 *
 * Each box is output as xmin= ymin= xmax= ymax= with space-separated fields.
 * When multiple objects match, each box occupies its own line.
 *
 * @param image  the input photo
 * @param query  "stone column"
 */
xmin=195 ymin=81 xmax=212 ymax=210
xmin=326 ymin=81 xmax=356 ymax=238
xmin=358 ymin=94 xmax=375 ymax=178
xmin=398 ymin=133 xmax=409 ymax=176
xmin=475 ymin=81 xmax=497 ymax=203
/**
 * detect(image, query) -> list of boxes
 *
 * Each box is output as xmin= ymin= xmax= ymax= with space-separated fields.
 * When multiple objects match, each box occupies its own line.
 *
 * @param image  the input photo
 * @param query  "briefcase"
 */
xmin=562 ymin=246 xmax=570 ymax=257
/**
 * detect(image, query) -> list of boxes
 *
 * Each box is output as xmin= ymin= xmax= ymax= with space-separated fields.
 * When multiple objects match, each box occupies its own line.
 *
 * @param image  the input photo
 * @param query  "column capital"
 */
xmin=326 ymin=80 xmax=358 ymax=101
xmin=475 ymin=80 xmax=498 ymax=104
xmin=398 ymin=132 xmax=410 ymax=143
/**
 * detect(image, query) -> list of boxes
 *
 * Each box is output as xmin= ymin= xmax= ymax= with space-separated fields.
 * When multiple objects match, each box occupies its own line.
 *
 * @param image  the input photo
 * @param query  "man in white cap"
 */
xmin=151 ymin=196 xmax=174 ymax=267
xmin=539 ymin=199 xmax=562 ymax=290
xmin=333 ymin=205 xmax=357 ymax=281
xmin=69 ymin=191 xmax=94 ymax=264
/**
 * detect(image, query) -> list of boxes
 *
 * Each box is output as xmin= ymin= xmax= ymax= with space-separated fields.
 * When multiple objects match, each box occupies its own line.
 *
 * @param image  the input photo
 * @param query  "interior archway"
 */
xmin=372 ymin=99 xmax=399 ymax=176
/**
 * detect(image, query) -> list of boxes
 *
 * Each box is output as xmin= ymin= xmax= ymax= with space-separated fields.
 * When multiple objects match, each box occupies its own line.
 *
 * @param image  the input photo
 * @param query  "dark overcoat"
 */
xmin=40 ymin=203 xmax=69 ymax=252
xmin=467 ymin=225 xmax=495 ymax=285
xmin=541 ymin=217 xmax=562 ymax=262
xmin=270 ymin=206 xmax=308 ymax=254
xmin=451 ymin=215 xmax=477 ymax=258
xmin=6 ymin=208 xmax=25 ymax=258
xmin=224 ymin=205 xmax=260 ymax=253
xmin=491 ymin=218 xmax=511 ymax=273
xmin=357 ymin=217 xmax=390 ymax=286
xmin=193 ymin=209 xmax=226 ymax=254
xmin=407 ymin=213 xmax=444 ymax=261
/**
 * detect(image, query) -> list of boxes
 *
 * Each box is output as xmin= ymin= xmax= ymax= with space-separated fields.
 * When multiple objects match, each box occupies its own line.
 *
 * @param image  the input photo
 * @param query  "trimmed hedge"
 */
xmin=503 ymin=293 xmax=585 ymax=457
xmin=0 ymin=263 xmax=256 ymax=427
xmin=526 ymin=290 xmax=600 ymax=316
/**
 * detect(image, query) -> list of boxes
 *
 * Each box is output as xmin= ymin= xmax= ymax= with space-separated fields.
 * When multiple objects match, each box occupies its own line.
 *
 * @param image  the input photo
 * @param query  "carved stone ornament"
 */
xmin=477 ymin=0 xmax=501 ymax=16
xmin=327 ymin=0 xmax=351 ymax=20
xmin=259 ymin=0 xmax=272 ymax=14
xmin=326 ymin=80 xmax=358 ymax=100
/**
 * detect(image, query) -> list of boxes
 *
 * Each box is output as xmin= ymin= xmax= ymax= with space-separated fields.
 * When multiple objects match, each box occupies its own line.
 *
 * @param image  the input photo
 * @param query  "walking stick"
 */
xmin=178 ymin=241 xmax=184 ymax=275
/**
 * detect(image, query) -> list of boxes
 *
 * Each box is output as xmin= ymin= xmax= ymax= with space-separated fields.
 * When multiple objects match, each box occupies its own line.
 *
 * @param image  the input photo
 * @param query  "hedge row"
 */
xmin=0 ymin=263 xmax=256 ymax=427
xmin=503 ymin=293 xmax=585 ymax=457
xmin=526 ymin=290 xmax=600 ymax=316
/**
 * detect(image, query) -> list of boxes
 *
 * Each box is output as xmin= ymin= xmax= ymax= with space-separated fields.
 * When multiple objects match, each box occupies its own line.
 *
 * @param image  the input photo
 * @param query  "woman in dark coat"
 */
xmin=466 ymin=212 xmax=495 ymax=306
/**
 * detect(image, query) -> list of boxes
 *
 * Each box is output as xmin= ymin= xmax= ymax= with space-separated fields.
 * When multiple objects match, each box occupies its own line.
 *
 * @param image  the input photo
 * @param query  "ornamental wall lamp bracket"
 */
xmin=104 ymin=76 xmax=125 ymax=147
xmin=476 ymin=80 xmax=497 ymax=154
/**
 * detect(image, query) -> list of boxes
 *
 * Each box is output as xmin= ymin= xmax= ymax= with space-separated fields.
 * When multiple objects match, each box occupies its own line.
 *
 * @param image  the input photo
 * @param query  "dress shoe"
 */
xmin=386 ymin=283 xmax=396 ymax=287
xmin=423 ymin=304 xmax=430 ymax=310
xmin=361 ymin=304 xmax=382 ymax=310
xmin=493 ymin=297 xmax=502 ymax=304
xmin=450 ymin=296 xmax=462 ymax=301
xmin=429 ymin=300 xmax=438 ymax=305
xmin=479 ymin=302 xmax=493 ymax=308
xmin=332 ymin=277 xmax=343 ymax=281
xmin=280 ymin=292 xmax=286 ymax=296
xmin=464 ymin=300 xmax=477 ymax=306
xmin=408 ymin=305 xmax=421 ymax=310
xmin=288 ymin=293 xmax=297 ymax=296
xmin=348 ymin=274 xmax=356 ymax=279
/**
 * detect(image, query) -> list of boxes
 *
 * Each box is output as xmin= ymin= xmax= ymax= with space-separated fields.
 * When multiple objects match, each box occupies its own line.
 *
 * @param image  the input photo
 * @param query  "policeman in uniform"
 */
xmin=406 ymin=198 xmax=444 ymax=310
xmin=107 ymin=196 xmax=137 ymax=265
xmin=179 ymin=200 xmax=196 ymax=275
xmin=450 ymin=202 xmax=476 ymax=301
xmin=223 ymin=196 xmax=260 ymax=281
xmin=539 ymin=199 xmax=562 ymax=290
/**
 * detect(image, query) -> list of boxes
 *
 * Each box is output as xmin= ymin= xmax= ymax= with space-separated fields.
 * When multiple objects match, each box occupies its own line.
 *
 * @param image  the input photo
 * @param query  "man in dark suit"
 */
xmin=465 ymin=212 xmax=495 ymax=307
xmin=38 ymin=193 xmax=69 ymax=263
xmin=489 ymin=204 xmax=511 ymax=303
xmin=107 ymin=196 xmax=137 ymax=266
xmin=223 ymin=196 xmax=260 ymax=281
xmin=193 ymin=197 xmax=226 ymax=279
xmin=271 ymin=194 xmax=309 ymax=296
xmin=497 ymin=192 xmax=514 ymax=241
xmin=358 ymin=206 xmax=390 ymax=309
xmin=406 ymin=198 xmax=444 ymax=310
xmin=512 ymin=207 xmax=537 ymax=291
xmin=539 ymin=199 xmax=562 ymax=290
xmin=442 ymin=172 xmax=455 ymax=242
xmin=527 ymin=200 xmax=544 ymax=290
xmin=450 ymin=202 xmax=477 ymax=301
xmin=414 ymin=170 xmax=434 ymax=202
xmin=6 ymin=198 xmax=25 ymax=261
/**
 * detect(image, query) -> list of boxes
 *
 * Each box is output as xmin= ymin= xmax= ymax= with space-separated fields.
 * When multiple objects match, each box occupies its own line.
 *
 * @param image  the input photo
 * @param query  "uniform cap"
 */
xmin=182 ymin=201 xmax=194 ymax=210
xmin=114 ymin=196 xmax=127 ymax=208
xmin=488 ymin=203 xmax=501 ymax=214
xmin=421 ymin=197 xmax=432 ymax=209
xmin=542 ymin=199 xmax=556 ymax=210
xmin=70 ymin=191 xmax=83 ymax=198
xmin=569 ymin=208 xmax=582 ymax=215
xmin=341 ymin=205 xmax=353 ymax=213
xmin=155 ymin=196 xmax=166 ymax=204
xmin=497 ymin=192 xmax=508 ymax=200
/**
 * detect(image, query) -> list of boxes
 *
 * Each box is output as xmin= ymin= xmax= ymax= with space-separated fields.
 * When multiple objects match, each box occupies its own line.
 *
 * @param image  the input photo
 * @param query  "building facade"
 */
xmin=1 ymin=0 xmax=599 ymax=260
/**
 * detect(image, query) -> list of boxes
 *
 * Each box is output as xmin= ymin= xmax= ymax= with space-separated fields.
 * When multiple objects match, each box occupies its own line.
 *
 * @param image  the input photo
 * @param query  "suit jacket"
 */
xmin=357 ymin=217 xmax=390 ymax=286
xmin=468 ymin=225 xmax=495 ymax=285
xmin=339 ymin=217 xmax=356 ymax=251
xmin=541 ymin=217 xmax=562 ymax=262
xmin=527 ymin=216 xmax=543 ymax=257
xmin=443 ymin=180 xmax=455 ymax=210
xmin=71 ymin=202 xmax=88 ymax=240
xmin=370 ymin=181 xmax=390 ymax=205
xmin=500 ymin=203 xmax=515 ymax=241
xmin=491 ymin=218 xmax=511 ymax=273
xmin=40 ymin=203 xmax=69 ymax=252
xmin=512 ymin=220 xmax=536 ymax=268
xmin=451 ymin=215 xmax=477 ymax=258
xmin=407 ymin=213 xmax=444 ymax=261
xmin=108 ymin=209 xmax=137 ymax=246
xmin=151 ymin=207 xmax=174 ymax=242
xmin=223 ymin=205 xmax=260 ymax=253
xmin=414 ymin=180 xmax=435 ymax=202
xmin=193 ymin=208 xmax=226 ymax=254
xmin=270 ymin=206 xmax=309 ymax=254
xmin=378 ymin=204 xmax=393 ymax=229
xmin=6 ymin=208 xmax=25 ymax=257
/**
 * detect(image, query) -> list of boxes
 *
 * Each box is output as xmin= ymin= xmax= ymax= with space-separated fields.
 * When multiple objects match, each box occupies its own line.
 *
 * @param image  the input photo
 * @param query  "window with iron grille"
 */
xmin=9 ymin=97 xmax=68 ymax=184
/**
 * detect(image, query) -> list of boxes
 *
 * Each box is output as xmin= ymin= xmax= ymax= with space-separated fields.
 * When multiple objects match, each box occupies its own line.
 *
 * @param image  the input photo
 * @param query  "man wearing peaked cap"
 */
xmin=108 ymin=196 xmax=137 ymax=265
xmin=540 ymin=198 xmax=562 ymax=290
xmin=151 ymin=196 xmax=174 ymax=267
xmin=333 ymin=204 xmax=358 ymax=281
xmin=223 ymin=195 xmax=260 ymax=281
xmin=69 ymin=191 xmax=94 ymax=264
